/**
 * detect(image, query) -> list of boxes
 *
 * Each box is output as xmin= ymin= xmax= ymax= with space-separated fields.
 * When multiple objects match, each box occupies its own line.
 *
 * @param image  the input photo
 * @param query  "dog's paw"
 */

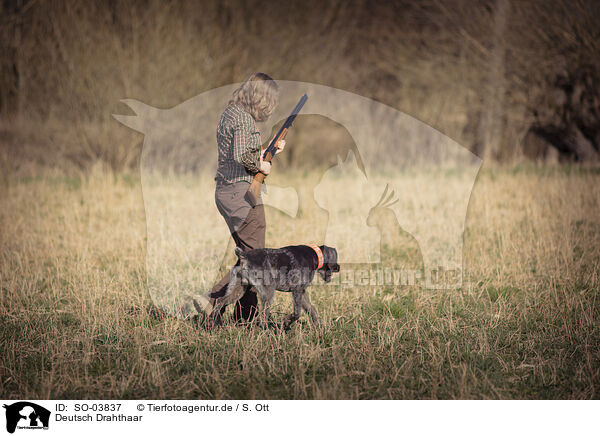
xmin=206 ymin=315 xmax=223 ymax=330
xmin=257 ymin=319 xmax=278 ymax=330
xmin=281 ymin=314 xmax=299 ymax=330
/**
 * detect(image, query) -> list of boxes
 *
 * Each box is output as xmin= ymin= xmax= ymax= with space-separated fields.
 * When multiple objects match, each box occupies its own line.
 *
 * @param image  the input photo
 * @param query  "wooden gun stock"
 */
xmin=246 ymin=129 xmax=288 ymax=207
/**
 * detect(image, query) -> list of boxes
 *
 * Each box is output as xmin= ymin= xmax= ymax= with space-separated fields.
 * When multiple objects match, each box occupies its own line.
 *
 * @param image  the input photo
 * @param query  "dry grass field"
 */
xmin=1 ymin=164 xmax=599 ymax=399
xmin=1 ymin=0 xmax=599 ymax=404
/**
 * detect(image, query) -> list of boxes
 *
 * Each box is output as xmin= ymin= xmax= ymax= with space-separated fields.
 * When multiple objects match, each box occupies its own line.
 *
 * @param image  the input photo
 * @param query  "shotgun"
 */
xmin=246 ymin=93 xmax=308 ymax=207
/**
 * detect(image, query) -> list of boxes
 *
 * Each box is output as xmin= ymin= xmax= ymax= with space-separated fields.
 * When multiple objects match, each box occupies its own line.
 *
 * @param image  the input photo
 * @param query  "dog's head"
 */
xmin=317 ymin=246 xmax=340 ymax=282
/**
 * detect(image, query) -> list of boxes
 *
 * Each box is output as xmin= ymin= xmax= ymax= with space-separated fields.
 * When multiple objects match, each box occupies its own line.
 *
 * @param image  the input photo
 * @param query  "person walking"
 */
xmin=194 ymin=72 xmax=285 ymax=323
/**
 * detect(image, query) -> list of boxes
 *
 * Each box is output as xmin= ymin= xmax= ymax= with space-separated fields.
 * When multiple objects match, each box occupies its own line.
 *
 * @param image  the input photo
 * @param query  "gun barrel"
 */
xmin=263 ymin=93 xmax=308 ymax=158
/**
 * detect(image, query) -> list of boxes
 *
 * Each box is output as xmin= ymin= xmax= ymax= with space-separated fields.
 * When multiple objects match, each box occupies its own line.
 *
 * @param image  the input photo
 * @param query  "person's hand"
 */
xmin=260 ymin=160 xmax=271 ymax=175
xmin=274 ymin=139 xmax=286 ymax=155
xmin=259 ymin=149 xmax=271 ymax=175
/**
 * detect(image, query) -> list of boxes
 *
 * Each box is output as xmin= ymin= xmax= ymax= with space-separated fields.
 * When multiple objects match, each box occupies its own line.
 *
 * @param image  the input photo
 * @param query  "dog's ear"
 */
xmin=322 ymin=246 xmax=338 ymax=265
xmin=331 ymin=248 xmax=338 ymax=265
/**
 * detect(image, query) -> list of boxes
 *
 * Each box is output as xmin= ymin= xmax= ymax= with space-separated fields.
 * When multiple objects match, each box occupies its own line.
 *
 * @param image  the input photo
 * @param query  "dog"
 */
xmin=209 ymin=245 xmax=340 ymax=329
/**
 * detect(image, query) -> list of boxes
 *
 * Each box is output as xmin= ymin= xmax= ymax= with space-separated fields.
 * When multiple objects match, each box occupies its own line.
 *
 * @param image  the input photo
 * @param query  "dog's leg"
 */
xmin=301 ymin=292 xmax=322 ymax=328
xmin=210 ymin=273 xmax=245 ymax=328
xmin=256 ymin=287 xmax=275 ymax=329
xmin=283 ymin=288 xmax=304 ymax=329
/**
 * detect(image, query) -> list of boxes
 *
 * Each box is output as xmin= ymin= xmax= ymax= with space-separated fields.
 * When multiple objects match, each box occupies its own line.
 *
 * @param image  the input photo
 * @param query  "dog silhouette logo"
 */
xmin=2 ymin=402 xmax=50 ymax=434
xmin=114 ymin=80 xmax=481 ymax=316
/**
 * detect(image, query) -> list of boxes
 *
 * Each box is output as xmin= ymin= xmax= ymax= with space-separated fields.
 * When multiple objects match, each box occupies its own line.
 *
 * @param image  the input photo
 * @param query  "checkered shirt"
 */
xmin=215 ymin=103 xmax=262 ymax=184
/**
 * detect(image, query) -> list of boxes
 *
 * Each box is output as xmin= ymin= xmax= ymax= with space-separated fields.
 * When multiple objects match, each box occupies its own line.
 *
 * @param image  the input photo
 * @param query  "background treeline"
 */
xmin=1 ymin=0 xmax=599 ymax=174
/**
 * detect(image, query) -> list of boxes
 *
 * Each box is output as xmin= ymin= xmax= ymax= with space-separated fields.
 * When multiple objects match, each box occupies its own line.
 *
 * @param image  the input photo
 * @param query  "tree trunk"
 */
xmin=478 ymin=0 xmax=510 ymax=160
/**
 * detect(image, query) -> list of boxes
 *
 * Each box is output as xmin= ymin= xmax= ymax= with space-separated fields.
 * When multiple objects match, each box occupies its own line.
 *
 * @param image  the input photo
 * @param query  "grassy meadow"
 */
xmin=1 ymin=164 xmax=599 ymax=399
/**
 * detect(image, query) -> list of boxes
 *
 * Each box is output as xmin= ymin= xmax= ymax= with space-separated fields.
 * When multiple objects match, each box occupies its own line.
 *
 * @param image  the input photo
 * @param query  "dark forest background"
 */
xmin=1 ymin=0 xmax=599 ymax=173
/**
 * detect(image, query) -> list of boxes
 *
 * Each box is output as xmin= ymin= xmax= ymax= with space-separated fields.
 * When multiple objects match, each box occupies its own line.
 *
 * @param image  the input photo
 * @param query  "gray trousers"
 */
xmin=208 ymin=181 xmax=265 ymax=321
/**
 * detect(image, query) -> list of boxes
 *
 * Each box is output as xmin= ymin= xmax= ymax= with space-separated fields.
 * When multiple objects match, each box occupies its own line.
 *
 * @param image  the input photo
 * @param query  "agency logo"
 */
xmin=2 ymin=402 xmax=50 ymax=434
xmin=114 ymin=80 xmax=481 ymax=317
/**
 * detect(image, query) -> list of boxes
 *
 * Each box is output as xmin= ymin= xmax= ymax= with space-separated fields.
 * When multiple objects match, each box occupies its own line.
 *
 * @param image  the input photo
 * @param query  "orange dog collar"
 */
xmin=308 ymin=244 xmax=324 ymax=269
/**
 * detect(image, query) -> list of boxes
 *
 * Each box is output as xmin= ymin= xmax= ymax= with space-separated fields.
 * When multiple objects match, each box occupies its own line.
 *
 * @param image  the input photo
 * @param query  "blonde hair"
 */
xmin=229 ymin=72 xmax=279 ymax=121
